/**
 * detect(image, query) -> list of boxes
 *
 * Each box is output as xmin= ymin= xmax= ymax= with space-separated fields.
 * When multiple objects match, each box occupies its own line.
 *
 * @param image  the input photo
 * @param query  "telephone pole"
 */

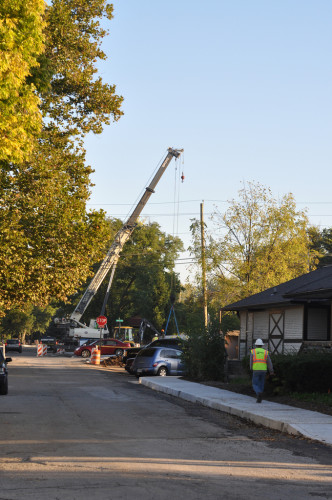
xmin=200 ymin=202 xmax=208 ymax=328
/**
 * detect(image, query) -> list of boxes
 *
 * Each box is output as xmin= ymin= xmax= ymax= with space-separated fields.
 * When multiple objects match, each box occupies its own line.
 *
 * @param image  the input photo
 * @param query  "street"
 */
xmin=0 ymin=347 xmax=331 ymax=500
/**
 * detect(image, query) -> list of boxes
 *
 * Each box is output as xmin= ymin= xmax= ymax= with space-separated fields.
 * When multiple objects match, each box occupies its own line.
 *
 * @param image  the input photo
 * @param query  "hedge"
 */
xmin=243 ymin=352 xmax=332 ymax=394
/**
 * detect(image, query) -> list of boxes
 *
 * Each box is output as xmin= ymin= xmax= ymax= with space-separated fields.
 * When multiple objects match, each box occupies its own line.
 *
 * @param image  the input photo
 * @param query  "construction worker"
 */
xmin=250 ymin=338 xmax=274 ymax=403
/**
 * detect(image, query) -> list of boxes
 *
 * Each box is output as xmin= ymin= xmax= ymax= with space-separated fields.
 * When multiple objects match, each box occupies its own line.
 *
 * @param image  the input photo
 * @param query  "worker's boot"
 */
xmin=256 ymin=393 xmax=262 ymax=403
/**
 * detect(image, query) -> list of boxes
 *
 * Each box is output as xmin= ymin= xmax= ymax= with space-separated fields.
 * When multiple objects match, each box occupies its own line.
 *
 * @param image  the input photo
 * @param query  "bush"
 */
xmin=182 ymin=320 xmax=226 ymax=381
xmin=261 ymin=352 xmax=332 ymax=394
xmin=242 ymin=352 xmax=332 ymax=394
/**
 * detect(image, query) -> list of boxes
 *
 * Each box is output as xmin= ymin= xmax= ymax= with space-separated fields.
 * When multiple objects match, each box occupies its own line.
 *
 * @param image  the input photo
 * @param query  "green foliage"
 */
xmin=182 ymin=319 xmax=226 ymax=381
xmin=309 ymin=227 xmax=332 ymax=267
xmin=263 ymin=353 xmax=332 ymax=394
xmin=287 ymin=392 xmax=332 ymax=407
xmin=0 ymin=304 xmax=56 ymax=341
xmin=55 ymin=220 xmax=184 ymax=331
xmin=221 ymin=312 xmax=240 ymax=333
xmin=0 ymin=0 xmax=123 ymax=314
xmin=41 ymin=0 xmax=123 ymax=136
xmin=190 ymin=181 xmax=316 ymax=305
xmin=0 ymin=0 xmax=45 ymax=163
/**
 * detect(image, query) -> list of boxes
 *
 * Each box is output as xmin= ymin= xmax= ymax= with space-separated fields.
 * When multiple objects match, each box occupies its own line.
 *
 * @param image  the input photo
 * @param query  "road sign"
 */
xmin=96 ymin=315 xmax=107 ymax=328
xmin=116 ymin=318 xmax=123 ymax=323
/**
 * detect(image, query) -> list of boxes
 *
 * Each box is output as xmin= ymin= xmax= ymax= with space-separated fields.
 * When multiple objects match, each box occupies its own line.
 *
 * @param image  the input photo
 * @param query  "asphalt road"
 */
xmin=1 ymin=347 xmax=331 ymax=500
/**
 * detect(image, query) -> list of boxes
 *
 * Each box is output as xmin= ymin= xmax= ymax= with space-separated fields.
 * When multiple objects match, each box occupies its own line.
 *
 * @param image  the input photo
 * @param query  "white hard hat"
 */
xmin=255 ymin=338 xmax=264 ymax=346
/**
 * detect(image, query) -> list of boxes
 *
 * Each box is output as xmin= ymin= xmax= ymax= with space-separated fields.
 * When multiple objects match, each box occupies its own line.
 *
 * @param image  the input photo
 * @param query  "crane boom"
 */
xmin=70 ymin=147 xmax=183 ymax=322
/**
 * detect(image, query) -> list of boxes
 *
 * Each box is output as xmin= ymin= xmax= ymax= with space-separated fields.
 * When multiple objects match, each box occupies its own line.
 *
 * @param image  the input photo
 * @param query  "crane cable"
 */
xmin=165 ymin=153 xmax=184 ymax=335
xmin=171 ymin=153 xmax=184 ymax=290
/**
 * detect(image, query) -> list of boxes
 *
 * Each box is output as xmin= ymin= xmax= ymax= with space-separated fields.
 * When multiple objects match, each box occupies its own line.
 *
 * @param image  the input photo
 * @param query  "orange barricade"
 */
xmin=91 ymin=347 xmax=100 ymax=365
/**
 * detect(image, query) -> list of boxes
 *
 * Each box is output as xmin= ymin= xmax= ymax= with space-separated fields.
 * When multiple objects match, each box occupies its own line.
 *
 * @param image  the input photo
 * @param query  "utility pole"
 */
xmin=200 ymin=202 xmax=208 ymax=328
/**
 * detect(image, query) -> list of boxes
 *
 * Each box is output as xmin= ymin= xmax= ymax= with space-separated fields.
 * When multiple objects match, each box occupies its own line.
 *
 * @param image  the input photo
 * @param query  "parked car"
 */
xmin=74 ymin=338 xmax=132 ymax=358
xmin=122 ymin=336 xmax=185 ymax=363
xmin=124 ymin=357 xmax=136 ymax=374
xmin=0 ymin=349 xmax=12 ymax=395
xmin=131 ymin=347 xmax=185 ymax=377
xmin=5 ymin=339 xmax=22 ymax=353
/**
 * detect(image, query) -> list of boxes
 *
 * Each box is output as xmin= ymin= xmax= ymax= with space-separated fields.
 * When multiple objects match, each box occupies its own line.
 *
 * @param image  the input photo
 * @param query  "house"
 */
xmin=222 ymin=266 xmax=332 ymax=359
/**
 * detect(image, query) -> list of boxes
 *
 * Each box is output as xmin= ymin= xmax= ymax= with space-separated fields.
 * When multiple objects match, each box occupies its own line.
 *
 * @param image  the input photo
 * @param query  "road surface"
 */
xmin=0 ymin=347 xmax=331 ymax=499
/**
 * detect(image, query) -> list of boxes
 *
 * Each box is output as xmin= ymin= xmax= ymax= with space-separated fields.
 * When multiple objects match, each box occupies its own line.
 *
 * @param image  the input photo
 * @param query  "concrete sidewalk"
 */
xmin=139 ymin=377 xmax=332 ymax=446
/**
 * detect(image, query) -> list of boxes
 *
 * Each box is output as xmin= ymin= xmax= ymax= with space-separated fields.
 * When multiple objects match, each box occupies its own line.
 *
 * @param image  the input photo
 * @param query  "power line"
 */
xmin=87 ymin=199 xmax=332 ymax=206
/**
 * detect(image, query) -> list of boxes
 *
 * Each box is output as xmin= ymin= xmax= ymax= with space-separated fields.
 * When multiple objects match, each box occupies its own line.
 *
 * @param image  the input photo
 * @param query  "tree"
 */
xmin=190 ymin=182 xmax=317 ymax=305
xmin=0 ymin=304 xmax=57 ymax=342
xmin=309 ymin=227 xmax=332 ymax=267
xmin=0 ymin=307 xmax=34 ymax=342
xmin=0 ymin=0 xmax=45 ymax=163
xmin=0 ymin=0 xmax=123 ymax=313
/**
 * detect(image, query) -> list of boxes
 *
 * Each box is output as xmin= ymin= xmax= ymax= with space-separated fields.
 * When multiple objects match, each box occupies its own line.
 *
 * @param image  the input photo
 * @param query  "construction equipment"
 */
xmin=55 ymin=148 xmax=183 ymax=342
xmin=138 ymin=318 xmax=161 ymax=345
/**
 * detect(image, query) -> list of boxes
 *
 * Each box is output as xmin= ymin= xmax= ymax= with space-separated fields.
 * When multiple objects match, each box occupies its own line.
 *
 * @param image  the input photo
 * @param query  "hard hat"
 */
xmin=255 ymin=338 xmax=264 ymax=346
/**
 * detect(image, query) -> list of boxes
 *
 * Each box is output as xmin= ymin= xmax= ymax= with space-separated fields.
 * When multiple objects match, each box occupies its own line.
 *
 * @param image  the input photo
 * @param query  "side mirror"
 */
xmin=6 ymin=357 xmax=12 ymax=363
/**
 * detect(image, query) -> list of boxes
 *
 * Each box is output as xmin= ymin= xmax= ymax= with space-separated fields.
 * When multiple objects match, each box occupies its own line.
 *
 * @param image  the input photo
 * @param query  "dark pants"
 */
xmin=252 ymin=370 xmax=266 ymax=395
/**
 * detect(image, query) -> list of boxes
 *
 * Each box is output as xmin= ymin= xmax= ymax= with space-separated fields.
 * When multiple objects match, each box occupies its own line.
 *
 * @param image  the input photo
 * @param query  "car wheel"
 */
xmin=81 ymin=349 xmax=91 ymax=358
xmin=115 ymin=349 xmax=123 ymax=357
xmin=0 ymin=377 xmax=8 ymax=395
xmin=157 ymin=366 xmax=168 ymax=377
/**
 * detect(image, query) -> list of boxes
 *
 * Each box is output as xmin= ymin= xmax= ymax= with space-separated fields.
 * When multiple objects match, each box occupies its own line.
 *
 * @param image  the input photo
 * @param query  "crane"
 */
xmin=69 ymin=147 xmax=183 ymax=332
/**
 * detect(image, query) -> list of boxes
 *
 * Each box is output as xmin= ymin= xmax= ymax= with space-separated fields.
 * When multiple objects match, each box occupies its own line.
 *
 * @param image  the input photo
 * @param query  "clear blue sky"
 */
xmin=85 ymin=0 xmax=332 ymax=281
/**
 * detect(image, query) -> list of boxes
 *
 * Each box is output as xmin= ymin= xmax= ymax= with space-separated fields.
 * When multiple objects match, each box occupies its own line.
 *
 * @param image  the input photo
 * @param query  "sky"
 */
xmin=84 ymin=0 xmax=332 ymax=282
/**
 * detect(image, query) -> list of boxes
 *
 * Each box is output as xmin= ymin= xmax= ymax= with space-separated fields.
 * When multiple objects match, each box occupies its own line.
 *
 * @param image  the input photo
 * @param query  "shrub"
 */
xmin=182 ymin=320 xmax=226 ymax=381
xmin=242 ymin=352 xmax=332 ymax=394
xmin=268 ymin=352 xmax=332 ymax=394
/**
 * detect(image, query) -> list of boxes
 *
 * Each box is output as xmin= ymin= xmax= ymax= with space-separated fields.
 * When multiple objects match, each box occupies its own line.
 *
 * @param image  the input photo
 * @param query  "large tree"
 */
xmin=0 ymin=0 xmax=123 ymax=314
xmin=190 ymin=182 xmax=317 ymax=305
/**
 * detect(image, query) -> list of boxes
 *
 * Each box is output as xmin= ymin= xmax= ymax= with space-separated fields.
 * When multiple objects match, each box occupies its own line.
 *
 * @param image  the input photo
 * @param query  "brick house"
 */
xmin=222 ymin=266 xmax=332 ymax=359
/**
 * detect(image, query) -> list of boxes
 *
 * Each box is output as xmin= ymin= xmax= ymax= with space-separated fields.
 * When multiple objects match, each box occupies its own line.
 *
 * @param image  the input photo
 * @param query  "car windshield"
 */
xmin=137 ymin=348 xmax=156 ymax=357
xmin=85 ymin=340 xmax=98 ymax=346
xmin=6 ymin=340 xmax=19 ymax=344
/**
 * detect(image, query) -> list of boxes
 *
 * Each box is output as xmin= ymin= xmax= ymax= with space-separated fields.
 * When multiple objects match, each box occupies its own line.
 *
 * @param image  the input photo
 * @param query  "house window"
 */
xmin=306 ymin=307 xmax=329 ymax=341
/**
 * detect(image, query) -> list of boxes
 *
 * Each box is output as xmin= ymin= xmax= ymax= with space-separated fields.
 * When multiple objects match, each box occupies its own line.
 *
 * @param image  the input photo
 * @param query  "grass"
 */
xmin=228 ymin=376 xmax=251 ymax=385
xmin=289 ymin=392 xmax=332 ymax=407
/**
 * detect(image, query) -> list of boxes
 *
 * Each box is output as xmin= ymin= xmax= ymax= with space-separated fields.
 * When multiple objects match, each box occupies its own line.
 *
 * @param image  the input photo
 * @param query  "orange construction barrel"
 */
xmin=91 ymin=346 xmax=100 ymax=365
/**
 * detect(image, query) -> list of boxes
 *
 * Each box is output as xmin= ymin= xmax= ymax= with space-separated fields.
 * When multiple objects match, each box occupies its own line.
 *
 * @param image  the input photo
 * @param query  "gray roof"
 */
xmin=223 ymin=266 xmax=332 ymax=311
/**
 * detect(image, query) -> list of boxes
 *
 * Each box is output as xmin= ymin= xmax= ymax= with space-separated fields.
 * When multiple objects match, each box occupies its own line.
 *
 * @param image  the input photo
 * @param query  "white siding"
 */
xmin=253 ymin=311 xmax=269 ymax=341
xmin=240 ymin=312 xmax=247 ymax=341
xmin=284 ymin=307 xmax=303 ymax=340
xmin=239 ymin=342 xmax=247 ymax=359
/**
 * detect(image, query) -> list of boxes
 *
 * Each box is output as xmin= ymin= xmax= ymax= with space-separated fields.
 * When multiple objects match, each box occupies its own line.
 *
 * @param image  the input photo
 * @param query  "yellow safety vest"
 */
xmin=251 ymin=348 xmax=268 ymax=371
